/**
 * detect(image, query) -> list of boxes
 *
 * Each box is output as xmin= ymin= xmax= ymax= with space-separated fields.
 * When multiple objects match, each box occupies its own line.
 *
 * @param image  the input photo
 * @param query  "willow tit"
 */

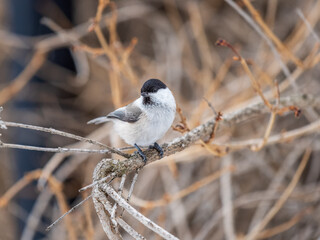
xmin=88 ymin=79 xmax=176 ymax=162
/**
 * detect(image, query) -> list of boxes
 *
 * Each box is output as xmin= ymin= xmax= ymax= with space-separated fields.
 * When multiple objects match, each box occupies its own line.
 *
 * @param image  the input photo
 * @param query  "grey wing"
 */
xmin=107 ymin=104 xmax=142 ymax=123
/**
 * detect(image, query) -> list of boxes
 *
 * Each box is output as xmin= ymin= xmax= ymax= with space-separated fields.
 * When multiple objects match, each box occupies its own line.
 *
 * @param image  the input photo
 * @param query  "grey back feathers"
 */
xmin=87 ymin=116 xmax=109 ymax=125
xmin=107 ymin=104 xmax=142 ymax=123
xmin=87 ymin=103 xmax=142 ymax=125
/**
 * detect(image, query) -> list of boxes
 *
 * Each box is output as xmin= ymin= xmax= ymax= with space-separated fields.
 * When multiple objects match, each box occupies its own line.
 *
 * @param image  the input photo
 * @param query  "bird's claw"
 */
xmin=134 ymin=144 xmax=147 ymax=164
xmin=149 ymin=142 xmax=164 ymax=158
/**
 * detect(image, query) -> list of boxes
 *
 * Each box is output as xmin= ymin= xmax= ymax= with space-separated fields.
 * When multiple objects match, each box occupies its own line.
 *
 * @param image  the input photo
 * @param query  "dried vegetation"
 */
xmin=0 ymin=0 xmax=320 ymax=239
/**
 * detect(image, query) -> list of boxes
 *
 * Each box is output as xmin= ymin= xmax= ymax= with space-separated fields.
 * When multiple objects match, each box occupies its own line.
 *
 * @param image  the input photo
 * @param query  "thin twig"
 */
xmin=46 ymin=194 xmax=92 ymax=231
xmin=0 ymin=142 xmax=119 ymax=154
xmin=93 ymin=193 xmax=122 ymax=240
xmin=216 ymin=39 xmax=273 ymax=110
xmin=220 ymin=155 xmax=236 ymax=240
xmin=111 ymin=174 xmax=127 ymax=224
xmin=90 ymin=94 xmax=317 ymax=178
xmin=0 ymin=170 xmax=42 ymax=207
xmin=257 ymin=207 xmax=312 ymax=239
xmin=117 ymin=165 xmax=234 ymax=209
xmin=242 ymin=0 xmax=303 ymax=67
xmin=224 ymin=0 xmax=298 ymax=91
xmin=0 ymin=52 xmax=46 ymax=105
xmin=79 ymin=174 xmax=115 ymax=192
xmin=97 ymin=182 xmax=179 ymax=240
xmin=1 ymin=120 xmax=128 ymax=157
xmin=81 ymin=191 xmax=94 ymax=240
xmin=246 ymin=148 xmax=312 ymax=240
xmin=296 ymin=9 xmax=320 ymax=43
xmin=47 ymin=174 xmax=77 ymax=240
xmin=127 ymin=170 xmax=140 ymax=203
xmin=215 ymin=118 xmax=320 ymax=151
xmin=120 ymin=170 xmax=140 ymax=217
xmin=248 ymin=146 xmax=307 ymax=231
xmin=251 ymin=111 xmax=277 ymax=151
xmin=94 ymin=186 xmax=146 ymax=240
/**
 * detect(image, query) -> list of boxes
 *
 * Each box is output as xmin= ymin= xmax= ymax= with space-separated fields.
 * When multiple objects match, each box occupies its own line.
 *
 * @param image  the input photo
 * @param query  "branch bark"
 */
xmin=91 ymin=94 xmax=318 ymax=239
xmin=94 ymin=94 xmax=318 ymax=178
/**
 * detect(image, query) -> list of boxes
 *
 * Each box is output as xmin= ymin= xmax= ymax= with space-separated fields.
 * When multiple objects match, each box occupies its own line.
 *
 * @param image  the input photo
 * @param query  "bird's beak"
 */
xmin=141 ymin=92 xmax=148 ymax=97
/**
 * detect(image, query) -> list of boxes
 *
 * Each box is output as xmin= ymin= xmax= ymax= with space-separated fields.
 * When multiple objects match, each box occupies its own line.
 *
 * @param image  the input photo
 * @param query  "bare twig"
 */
xmin=246 ymin=148 xmax=312 ymax=240
xmin=129 ymin=165 xmax=234 ymax=209
xmin=224 ymin=0 xmax=298 ymax=91
xmin=242 ymin=0 xmax=303 ymax=67
xmin=0 ymin=142 xmax=120 ymax=154
xmin=111 ymin=174 xmax=126 ymax=223
xmin=216 ymin=39 xmax=273 ymax=110
xmin=79 ymin=174 xmax=115 ymax=192
xmin=89 ymin=94 xmax=317 ymax=178
xmin=296 ymin=9 xmax=320 ymax=43
xmin=82 ymin=191 xmax=94 ymax=240
xmin=46 ymin=194 xmax=92 ymax=231
xmin=93 ymin=186 xmax=146 ymax=240
xmin=220 ymin=155 xmax=236 ymax=240
xmin=0 ymin=52 xmax=46 ymax=105
xmin=251 ymin=111 xmax=276 ymax=151
xmin=257 ymin=207 xmax=313 ymax=239
xmin=0 ymin=121 xmax=128 ymax=157
xmin=215 ymin=118 xmax=320 ymax=151
xmin=248 ymin=146 xmax=307 ymax=231
xmin=92 ymin=192 xmax=122 ymax=240
xmin=0 ymin=170 xmax=42 ymax=208
xmin=120 ymin=170 xmax=140 ymax=217
xmin=94 ymin=182 xmax=179 ymax=240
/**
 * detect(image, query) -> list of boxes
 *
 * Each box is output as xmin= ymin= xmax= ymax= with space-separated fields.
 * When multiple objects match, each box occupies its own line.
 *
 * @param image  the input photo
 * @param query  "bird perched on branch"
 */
xmin=88 ymin=79 xmax=176 ymax=162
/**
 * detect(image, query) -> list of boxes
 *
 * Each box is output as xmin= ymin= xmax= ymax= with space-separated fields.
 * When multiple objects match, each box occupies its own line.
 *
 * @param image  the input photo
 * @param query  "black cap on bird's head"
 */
xmin=141 ymin=79 xmax=167 ymax=96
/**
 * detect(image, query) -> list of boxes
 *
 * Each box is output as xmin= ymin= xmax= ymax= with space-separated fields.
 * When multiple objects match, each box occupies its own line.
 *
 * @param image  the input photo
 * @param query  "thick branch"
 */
xmin=93 ymin=186 xmax=146 ymax=240
xmin=94 ymin=94 xmax=318 ymax=178
xmin=94 ymin=182 xmax=179 ymax=240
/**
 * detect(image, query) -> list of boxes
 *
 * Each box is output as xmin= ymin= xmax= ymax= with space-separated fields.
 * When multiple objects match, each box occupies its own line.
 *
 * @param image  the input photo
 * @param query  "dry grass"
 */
xmin=0 ymin=0 xmax=320 ymax=239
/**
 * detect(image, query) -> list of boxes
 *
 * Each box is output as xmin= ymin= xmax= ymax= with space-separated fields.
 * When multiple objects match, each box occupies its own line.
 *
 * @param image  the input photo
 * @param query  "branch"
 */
xmin=93 ymin=186 xmax=146 ymax=240
xmin=0 ymin=52 xmax=46 ymax=105
xmin=0 ymin=120 xmax=128 ymax=157
xmin=93 ymin=182 xmax=179 ymax=240
xmin=0 ymin=142 xmax=118 ymax=154
xmin=93 ymin=94 xmax=318 ymax=178
xmin=245 ymin=148 xmax=312 ymax=240
xmin=224 ymin=0 xmax=298 ymax=91
xmin=220 ymin=155 xmax=236 ymax=240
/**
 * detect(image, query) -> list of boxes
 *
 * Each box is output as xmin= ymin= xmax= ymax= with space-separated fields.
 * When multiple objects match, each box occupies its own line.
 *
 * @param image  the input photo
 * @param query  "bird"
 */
xmin=88 ymin=78 xmax=176 ymax=163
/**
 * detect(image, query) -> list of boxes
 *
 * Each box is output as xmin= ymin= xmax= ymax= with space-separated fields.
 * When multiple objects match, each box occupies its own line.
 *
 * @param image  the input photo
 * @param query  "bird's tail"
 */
xmin=87 ymin=116 xmax=110 ymax=125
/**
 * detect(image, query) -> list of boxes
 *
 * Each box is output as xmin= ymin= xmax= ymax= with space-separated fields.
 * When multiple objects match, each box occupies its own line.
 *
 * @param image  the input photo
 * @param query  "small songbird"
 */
xmin=88 ymin=79 xmax=176 ymax=162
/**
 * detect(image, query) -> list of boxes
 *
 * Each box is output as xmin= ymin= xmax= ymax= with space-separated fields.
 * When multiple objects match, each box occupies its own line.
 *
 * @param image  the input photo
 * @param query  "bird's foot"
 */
xmin=134 ymin=144 xmax=147 ymax=164
xmin=149 ymin=142 xmax=163 ymax=158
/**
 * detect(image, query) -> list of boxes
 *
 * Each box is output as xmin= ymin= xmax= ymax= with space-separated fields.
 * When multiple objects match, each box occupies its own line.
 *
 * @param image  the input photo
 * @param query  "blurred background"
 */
xmin=0 ymin=0 xmax=320 ymax=239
